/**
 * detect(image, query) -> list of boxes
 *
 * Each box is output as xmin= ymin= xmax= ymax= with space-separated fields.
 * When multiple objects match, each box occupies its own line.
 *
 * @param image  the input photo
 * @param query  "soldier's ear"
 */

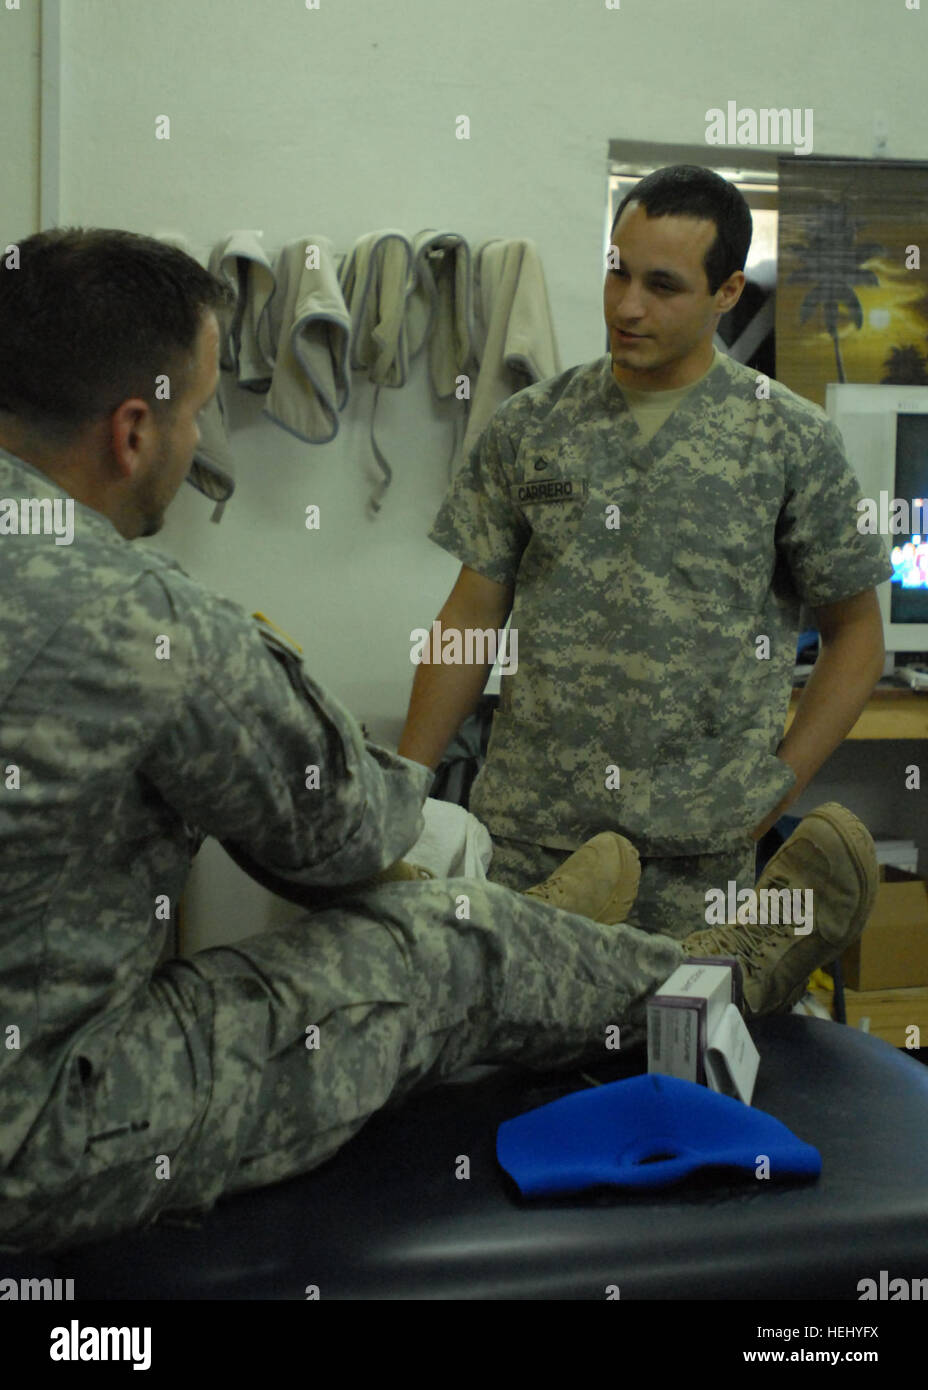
xmin=715 ymin=271 xmax=745 ymax=314
xmin=108 ymin=398 xmax=159 ymax=480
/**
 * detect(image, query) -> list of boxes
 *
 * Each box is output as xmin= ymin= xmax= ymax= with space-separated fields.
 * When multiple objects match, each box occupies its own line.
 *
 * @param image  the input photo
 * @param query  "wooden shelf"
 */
xmin=786 ymin=687 xmax=928 ymax=740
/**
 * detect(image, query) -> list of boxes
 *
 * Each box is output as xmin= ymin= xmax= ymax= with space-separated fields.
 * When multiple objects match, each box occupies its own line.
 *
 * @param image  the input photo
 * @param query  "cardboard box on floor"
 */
xmin=842 ymin=865 xmax=928 ymax=990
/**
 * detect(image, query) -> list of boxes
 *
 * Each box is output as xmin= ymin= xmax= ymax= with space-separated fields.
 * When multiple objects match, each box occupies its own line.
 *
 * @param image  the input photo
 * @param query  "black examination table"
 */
xmin=7 ymin=1016 xmax=928 ymax=1300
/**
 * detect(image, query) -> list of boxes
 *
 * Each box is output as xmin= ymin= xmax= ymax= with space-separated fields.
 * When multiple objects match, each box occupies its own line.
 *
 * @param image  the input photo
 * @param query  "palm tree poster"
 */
xmin=775 ymin=155 xmax=928 ymax=407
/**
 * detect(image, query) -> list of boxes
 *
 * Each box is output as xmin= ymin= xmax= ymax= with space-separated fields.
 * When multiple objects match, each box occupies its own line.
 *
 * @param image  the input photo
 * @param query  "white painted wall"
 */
xmin=0 ymin=0 xmax=41 ymax=240
xmin=43 ymin=0 xmax=928 ymax=946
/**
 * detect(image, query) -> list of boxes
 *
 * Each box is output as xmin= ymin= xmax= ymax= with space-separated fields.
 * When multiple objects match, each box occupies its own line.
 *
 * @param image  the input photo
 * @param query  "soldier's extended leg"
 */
xmin=0 ymin=877 xmax=683 ymax=1256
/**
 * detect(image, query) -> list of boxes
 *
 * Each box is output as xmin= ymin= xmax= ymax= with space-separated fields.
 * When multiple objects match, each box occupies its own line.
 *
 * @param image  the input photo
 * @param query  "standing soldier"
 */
xmin=399 ymin=165 xmax=892 ymax=939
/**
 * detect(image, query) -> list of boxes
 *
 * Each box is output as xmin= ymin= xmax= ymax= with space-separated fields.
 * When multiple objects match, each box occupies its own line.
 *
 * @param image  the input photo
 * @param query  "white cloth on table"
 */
xmin=406 ymin=797 xmax=492 ymax=879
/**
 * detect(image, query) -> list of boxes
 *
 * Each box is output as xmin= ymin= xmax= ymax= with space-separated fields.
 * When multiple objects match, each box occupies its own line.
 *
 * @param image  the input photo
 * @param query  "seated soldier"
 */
xmin=0 ymin=229 xmax=878 ymax=1255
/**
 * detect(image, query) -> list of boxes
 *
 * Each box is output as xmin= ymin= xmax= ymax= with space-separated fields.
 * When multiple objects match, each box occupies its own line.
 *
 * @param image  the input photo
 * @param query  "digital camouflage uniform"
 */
xmin=430 ymin=351 xmax=894 ymax=936
xmin=0 ymin=445 xmax=684 ymax=1255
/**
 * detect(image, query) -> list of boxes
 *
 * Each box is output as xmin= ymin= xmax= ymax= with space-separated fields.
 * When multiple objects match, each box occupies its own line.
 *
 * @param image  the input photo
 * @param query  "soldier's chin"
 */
xmin=613 ymin=338 xmax=650 ymax=359
xmin=140 ymin=510 xmax=165 ymax=538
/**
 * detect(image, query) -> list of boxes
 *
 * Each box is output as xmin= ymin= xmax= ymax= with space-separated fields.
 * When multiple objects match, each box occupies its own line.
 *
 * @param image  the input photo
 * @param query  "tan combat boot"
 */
xmin=523 ymin=832 xmax=642 ymax=925
xmin=680 ymin=803 xmax=879 ymax=1018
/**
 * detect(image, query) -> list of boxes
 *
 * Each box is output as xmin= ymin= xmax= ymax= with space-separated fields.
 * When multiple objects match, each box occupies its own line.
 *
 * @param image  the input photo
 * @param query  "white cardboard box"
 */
xmin=647 ymin=958 xmax=759 ymax=1103
xmin=647 ymin=962 xmax=736 ymax=1085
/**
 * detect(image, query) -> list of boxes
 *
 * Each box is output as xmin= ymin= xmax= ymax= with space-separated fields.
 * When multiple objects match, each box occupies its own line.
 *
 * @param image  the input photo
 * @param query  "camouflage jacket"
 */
xmin=430 ymin=351 xmax=893 ymax=855
xmin=0 ymin=446 xmax=430 ymax=1167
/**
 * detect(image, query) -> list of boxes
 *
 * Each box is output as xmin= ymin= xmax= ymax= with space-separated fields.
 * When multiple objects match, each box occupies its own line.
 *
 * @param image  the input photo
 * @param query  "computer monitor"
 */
xmin=825 ymin=384 xmax=928 ymax=664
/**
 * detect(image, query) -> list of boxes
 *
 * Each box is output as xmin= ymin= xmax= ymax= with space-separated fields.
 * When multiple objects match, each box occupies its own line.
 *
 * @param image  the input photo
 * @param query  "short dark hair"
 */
xmin=611 ymin=165 xmax=752 ymax=294
xmin=0 ymin=228 xmax=234 ymax=440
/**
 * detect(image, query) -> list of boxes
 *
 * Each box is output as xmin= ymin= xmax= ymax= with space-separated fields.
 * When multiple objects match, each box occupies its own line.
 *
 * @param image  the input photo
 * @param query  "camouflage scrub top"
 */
xmin=0 ymin=445 xmax=431 ymax=1182
xmin=430 ymin=351 xmax=894 ymax=857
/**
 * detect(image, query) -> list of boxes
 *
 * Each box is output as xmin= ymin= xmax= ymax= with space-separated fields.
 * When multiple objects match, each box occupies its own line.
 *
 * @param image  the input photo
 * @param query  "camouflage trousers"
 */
xmin=488 ymin=834 xmax=758 ymax=942
xmin=0 ymin=878 xmax=682 ymax=1256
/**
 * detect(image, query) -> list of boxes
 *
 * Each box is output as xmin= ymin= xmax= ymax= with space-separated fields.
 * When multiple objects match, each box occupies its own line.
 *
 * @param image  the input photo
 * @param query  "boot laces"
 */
xmin=701 ymin=873 xmax=795 ymax=970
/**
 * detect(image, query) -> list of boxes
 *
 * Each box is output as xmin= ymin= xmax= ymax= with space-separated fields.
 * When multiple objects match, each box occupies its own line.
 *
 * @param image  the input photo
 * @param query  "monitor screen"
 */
xmin=889 ymin=413 xmax=928 ymax=624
